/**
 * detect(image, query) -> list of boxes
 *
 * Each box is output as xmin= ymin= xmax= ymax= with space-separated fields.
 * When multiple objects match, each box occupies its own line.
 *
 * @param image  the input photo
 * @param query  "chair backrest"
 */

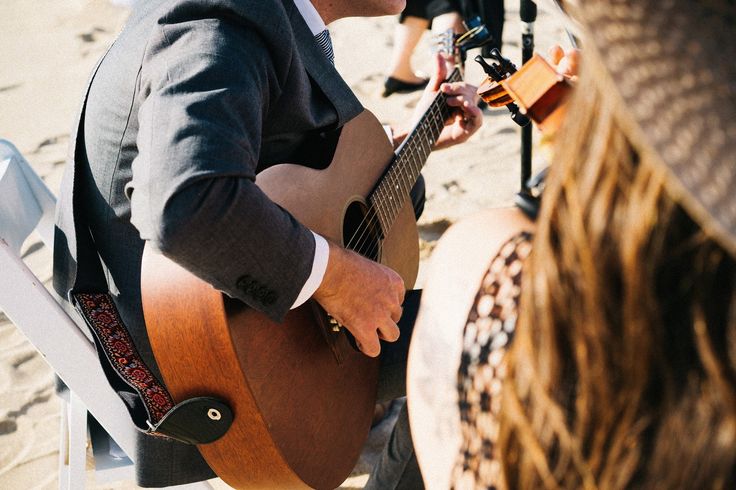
xmin=0 ymin=140 xmax=56 ymax=252
xmin=0 ymin=139 xmax=137 ymax=461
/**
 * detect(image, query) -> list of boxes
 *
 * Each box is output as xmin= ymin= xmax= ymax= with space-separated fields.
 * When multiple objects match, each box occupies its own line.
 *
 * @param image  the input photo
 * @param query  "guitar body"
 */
xmin=141 ymin=110 xmax=419 ymax=489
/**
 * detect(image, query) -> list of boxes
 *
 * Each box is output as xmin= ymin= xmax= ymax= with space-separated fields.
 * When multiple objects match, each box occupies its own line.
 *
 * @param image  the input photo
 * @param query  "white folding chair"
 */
xmin=0 ymin=139 xmax=213 ymax=489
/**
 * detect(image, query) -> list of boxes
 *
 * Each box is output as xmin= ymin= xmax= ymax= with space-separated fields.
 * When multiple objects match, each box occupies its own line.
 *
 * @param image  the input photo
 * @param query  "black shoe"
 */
xmin=382 ymin=76 xmax=429 ymax=97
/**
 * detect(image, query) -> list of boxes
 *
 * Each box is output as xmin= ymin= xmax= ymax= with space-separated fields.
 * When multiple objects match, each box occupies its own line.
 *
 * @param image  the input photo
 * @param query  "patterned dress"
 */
xmin=451 ymin=232 xmax=533 ymax=490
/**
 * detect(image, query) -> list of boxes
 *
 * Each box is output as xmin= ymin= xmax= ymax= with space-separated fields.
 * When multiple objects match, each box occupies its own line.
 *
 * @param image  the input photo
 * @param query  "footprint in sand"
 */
xmin=418 ymin=218 xmax=453 ymax=242
xmin=6 ymin=413 xmax=60 ymax=488
xmin=0 ymin=321 xmax=31 ymax=367
xmin=0 ymin=419 xmax=18 ymax=436
xmin=77 ymin=26 xmax=108 ymax=44
xmin=442 ymin=179 xmax=465 ymax=196
xmin=0 ymin=414 xmax=38 ymax=479
xmin=0 ymin=83 xmax=22 ymax=93
xmin=31 ymin=134 xmax=68 ymax=154
xmin=353 ymin=73 xmax=382 ymax=98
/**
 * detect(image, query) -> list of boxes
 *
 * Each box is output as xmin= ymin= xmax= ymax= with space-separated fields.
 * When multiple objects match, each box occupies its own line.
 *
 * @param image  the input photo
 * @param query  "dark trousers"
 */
xmin=457 ymin=0 xmax=505 ymax=53
xmin=367 ymin=290 xmax=424 ymax=490
xmin=363 ymin=178 xmax=427 ymax=489
xmin=401 ymin=0 xmax=505 ymax=53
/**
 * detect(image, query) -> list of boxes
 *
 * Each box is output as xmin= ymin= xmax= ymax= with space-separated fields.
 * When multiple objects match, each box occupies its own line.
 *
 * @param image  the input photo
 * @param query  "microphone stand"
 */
xmin=519 ymin=0 xmax=537 ymax=194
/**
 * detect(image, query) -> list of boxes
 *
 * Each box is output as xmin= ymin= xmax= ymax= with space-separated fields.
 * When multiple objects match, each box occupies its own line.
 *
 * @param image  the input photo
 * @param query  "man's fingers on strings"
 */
xmin=439 ymin=82 xmax=468 ymax=95
xmin=444 ymin=95 xmax=467 ymax=107
xmin=431 ymin=53 xmax=448 ymax=90
xmin=463 ymin=106 xmax=483 ymax=128
xmin=390 ymin=304 xmax=403 ymax=323
xmin=377 ymin=321 xmax=400 ymax=343
xmin=444 ymin=94 xmax=482 ymax=117
xmin=395 ymin=283 xmax=406 ymax=306
xmin=444 ymin=102 xmax=481 ymax=130
xmin=356 ymin=332 xmax=381 ymax=357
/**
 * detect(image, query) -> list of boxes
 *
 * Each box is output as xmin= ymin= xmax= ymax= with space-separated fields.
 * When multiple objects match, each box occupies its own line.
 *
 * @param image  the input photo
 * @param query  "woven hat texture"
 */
xmin=570 ymin=0 xmax=736 ymax=255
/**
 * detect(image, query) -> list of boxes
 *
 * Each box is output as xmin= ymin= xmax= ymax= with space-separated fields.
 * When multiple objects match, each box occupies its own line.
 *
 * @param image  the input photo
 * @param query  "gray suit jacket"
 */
xmin=53 ymin=0 xmax=363 ymax=485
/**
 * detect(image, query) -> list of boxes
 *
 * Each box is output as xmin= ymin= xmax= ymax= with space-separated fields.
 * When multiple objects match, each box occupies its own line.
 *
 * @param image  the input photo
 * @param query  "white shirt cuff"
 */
xmin=291 ymin=231 xmax=329 ymax=308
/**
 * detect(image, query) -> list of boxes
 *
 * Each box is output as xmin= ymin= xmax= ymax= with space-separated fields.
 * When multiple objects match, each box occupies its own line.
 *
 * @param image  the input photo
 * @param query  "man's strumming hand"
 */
xmin=313 ymin=241 xmax=404 ymax=358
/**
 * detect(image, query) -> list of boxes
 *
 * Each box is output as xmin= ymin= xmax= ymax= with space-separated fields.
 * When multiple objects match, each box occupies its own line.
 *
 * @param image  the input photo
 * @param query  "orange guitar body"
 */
xmin=141 ymin=110 xmax=420 ymax=489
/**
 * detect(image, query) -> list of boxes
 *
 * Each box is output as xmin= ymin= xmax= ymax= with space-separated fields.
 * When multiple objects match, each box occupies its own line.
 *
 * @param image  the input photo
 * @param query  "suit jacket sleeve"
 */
xmin=127 ymin=12 xmax=315 ymax=322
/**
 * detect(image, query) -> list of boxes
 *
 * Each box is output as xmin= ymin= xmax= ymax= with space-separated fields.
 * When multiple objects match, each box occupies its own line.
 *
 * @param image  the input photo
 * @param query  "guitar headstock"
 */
xmin=432 ymin=17 xmax=493 ymax=80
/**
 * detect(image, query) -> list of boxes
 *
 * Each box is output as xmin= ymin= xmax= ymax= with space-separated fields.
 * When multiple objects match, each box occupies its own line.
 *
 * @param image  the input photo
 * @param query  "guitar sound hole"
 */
xmin=343 ymin=200 xmax=381 ymax=262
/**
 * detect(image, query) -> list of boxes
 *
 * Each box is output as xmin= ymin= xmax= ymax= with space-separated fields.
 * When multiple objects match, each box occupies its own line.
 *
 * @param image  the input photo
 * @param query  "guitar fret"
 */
xmin=370 ymin=189 xmax=387 ymax=234
xmin=395 ymin=160 xmax=410 ymax=204
xmin=385 ymin=168 xmax=397 ymax=210
xmin=432 ymin=105 xmax=443 ymax=137
xmin=389 ymin=168 xmax=403 ymax=223
xmin=376 ymin=183 xmax=392 ymax=227
xmin=409 ymin=145 xmax=421 ymax=184
xmin=367 ymin=67 xmax=461 ymax=233
xmin=388 ymin=170 xmax=402 ymax=224
xmin=376 ymin=189 xmax=390 ymax=232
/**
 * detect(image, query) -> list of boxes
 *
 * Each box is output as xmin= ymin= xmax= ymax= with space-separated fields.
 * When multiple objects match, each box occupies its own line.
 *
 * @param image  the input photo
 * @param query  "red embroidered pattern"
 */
xmin=74 ymin=293 xmax=175 ymax=424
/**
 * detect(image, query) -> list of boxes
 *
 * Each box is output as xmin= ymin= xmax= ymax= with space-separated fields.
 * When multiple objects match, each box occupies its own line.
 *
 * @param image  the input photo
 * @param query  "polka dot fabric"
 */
xmin=451 ymin=232 xmax=533 ymax=490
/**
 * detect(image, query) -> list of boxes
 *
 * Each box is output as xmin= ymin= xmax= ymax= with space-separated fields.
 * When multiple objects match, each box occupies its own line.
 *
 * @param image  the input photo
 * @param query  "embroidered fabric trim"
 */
xmin=74 ymin=292 xmax=175 ymax=425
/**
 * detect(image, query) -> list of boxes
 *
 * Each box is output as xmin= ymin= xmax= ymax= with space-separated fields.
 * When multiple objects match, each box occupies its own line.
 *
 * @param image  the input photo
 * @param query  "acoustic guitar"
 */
xmin=140 ymin=57 xmax=463 ymax=490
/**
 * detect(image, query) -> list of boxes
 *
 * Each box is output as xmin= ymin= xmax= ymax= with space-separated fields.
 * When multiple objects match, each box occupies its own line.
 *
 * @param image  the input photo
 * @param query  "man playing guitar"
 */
xmin=53 ymin=0 xmax=481 ymax=487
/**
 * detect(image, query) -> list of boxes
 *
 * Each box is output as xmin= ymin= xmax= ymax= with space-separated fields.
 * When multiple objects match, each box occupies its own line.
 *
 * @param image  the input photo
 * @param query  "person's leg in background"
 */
xmin=454 ymin=0 xmax=505 ymax=55
xmin=384 ymin=0 xmax=432 ymax=97
xmin=363 ymin=178 xmax=427 ymax=489
xmin=477 ymin=0 xmax=505 ymax=55
xmin=390 ymin=18 xmax=431 ymax=83
xmin=430 ymin=0 xmax=467 ymax=35
xmin=364 ymin=404 xmax=423 ymax=490
xmin=365 ymin=288 xmax=424 ymax=490
xmin=384 ymin=0 xmax=466 ymax=97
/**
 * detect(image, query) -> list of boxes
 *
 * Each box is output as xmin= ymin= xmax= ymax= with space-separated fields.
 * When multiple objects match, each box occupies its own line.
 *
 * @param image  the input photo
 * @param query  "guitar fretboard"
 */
xmin=368 ymin=68 xmax=463 ymax=233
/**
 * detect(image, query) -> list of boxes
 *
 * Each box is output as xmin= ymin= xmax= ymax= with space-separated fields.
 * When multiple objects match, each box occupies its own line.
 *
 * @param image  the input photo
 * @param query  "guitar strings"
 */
xmin=347 ymin=94 xmax=454 ymax=260
xmin=345 ymin=89 xmax=456 ymax=260
xmin=345 ymin=68 xmax=459 ymax=257
xmin=346 ymin=104 xmax=443 ymax=256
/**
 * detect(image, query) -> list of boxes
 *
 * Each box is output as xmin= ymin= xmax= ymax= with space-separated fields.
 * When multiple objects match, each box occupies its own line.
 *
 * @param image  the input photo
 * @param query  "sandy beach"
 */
xmin=0 ymin=0 xmax=565 ymax=487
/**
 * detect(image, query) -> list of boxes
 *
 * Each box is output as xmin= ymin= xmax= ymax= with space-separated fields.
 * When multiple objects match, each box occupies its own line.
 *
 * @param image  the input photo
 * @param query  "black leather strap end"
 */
xmin=149 ymin=397 xmax=233 ymax=445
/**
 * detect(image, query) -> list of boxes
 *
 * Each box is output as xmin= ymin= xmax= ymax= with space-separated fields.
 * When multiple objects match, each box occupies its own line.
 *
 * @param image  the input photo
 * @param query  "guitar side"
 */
xmin=142 ymin=109 xmax=420 ymax=489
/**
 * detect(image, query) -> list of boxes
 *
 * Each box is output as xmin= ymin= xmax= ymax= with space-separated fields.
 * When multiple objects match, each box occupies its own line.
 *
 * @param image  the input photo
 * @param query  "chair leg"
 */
xmin=58 ymin=398 xmax=70 ymax=490
xmin=59 ymin=392 xmax=88 ymax=490
xmin=60 ymin=393 xmax=214 ymax=490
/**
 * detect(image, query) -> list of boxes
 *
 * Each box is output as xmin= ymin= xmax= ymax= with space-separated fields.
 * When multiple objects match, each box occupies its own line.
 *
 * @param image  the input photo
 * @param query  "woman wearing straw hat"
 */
xmin=407 ymin=0 xmax=736 ymax=488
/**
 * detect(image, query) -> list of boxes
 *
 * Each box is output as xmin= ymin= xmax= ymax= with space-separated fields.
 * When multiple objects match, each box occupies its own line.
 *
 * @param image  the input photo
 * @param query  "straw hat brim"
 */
xmin=567 ymin=0 xmax=736 ymax=256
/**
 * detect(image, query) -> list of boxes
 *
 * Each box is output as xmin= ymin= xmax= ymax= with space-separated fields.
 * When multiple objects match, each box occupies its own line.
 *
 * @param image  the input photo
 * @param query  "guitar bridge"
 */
xmin=310 ymin=301 xmax=353 ymax=365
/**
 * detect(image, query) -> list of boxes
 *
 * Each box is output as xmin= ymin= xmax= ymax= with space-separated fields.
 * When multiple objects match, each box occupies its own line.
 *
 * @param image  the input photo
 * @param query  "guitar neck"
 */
xmin=368 ymin=67 xmax=463 ymax=234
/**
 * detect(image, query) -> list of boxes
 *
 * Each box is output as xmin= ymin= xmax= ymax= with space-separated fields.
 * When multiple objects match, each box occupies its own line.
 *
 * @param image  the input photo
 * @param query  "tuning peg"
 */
xmin=486 ymin=48 xmax=518 ymax=77
xmin=475 ymin=55 xmax=504 ymax=82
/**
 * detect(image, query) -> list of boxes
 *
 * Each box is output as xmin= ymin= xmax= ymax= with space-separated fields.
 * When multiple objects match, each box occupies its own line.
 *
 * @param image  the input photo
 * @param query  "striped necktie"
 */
xmin=314 ymin=29 xmax=335 ymax=65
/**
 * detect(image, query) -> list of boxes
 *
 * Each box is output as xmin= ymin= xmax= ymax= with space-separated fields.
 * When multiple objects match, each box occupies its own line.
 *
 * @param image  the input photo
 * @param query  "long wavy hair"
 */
xmin=498 ymin=48 xmax=736 ymax=488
